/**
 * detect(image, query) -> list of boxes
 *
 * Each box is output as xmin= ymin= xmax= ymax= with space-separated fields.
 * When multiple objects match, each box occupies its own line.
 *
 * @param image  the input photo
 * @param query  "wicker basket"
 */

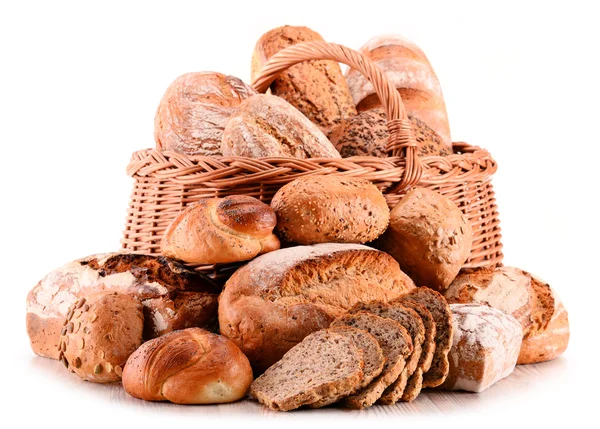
xmin=121 ymin=42 xmax=503 ymax=281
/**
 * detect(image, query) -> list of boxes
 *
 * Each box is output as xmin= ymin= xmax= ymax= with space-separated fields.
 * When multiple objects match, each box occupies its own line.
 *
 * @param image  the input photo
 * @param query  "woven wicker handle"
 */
xmin=252 ymin=41 xmax=422 ymax=191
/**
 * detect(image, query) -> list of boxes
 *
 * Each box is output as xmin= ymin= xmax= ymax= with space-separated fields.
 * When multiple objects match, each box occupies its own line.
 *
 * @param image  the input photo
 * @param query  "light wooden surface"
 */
xmin=24 ymin=353 xmax=570 ymax=418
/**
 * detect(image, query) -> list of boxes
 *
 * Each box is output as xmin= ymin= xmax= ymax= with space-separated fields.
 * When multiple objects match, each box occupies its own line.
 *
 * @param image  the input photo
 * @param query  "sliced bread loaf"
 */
xmin=332 ymin=312 xmax=412 ymax=409
xmin=249 ymin=330 xmax=364 ymax=411
xmin=399 ymin=287 xmax=453 ymax=388
xmin=309 ymin=326 xmax=385 ymax=408
xmin=347 ymin=301 xmax=425 ymax=404
xmin=394 ymin=300 xmax=436 ymax=401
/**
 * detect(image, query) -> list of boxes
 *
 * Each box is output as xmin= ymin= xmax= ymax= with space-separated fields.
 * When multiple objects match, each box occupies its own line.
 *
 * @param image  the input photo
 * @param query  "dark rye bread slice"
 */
xmin=347 ymin=301 xmax=425 ymax=405
xmin=394 ymin=300 xmax=436 ymax=401
xmin=250 ymin=330 xmax=364 ymax=411
xmin=309 ymin=326 xmax=385 ymax=408
xmin=399 ymin=287 xmax=453 ymax=388
xmin=332 ymin=312 xmax=412 ymax=409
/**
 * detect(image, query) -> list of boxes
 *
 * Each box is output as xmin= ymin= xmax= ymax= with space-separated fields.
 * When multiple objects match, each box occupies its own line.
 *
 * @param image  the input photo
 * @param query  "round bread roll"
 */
xmin=161 ymin=195 xmax=280 ymax=264
xmin=220 ymin=94 xmax=341 ymax=159
xmin=329 ymin=108 xmax=452 ymax=158
xmin=270 ymin=175 xmax=390 ymax=244
xmin=155 ymin=72 xmax=256 ymax=156
xmin=58 ymin=292 xmax=144 ymax=383
xmin=122 ymin=328 xmax=253 ymax=404
xmin=377 ymin=188 xmax=473 ymax=291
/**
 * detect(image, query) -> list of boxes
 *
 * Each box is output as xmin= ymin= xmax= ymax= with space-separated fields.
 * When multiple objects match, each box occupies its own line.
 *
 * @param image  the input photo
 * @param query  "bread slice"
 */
xmin=309 ymin=326 xmax=385 ymax=408
xmin=332 ymin=312 xmax=412 ymax=409
xmin=399 ymin=287 xmax=453 ymax=388
xmin=249 ymin=330 xmax=364 ymax=411
xmin=395 ymin=300 xmax=436 ymax=401
xmin=347 ymin=301 xmax=425 ymax=404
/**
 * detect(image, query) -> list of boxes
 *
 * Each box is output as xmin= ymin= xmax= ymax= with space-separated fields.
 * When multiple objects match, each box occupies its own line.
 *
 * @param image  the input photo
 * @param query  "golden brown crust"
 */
xmin=122 ymin=328 xmax=253 ymax=404
xmin=160 ymin=196 xmax=280 ymax=265
xmin=220 ymin=94 xmax=340 ymax=159
xmin=58 ymin=292 xmax=144 ymax=383
xmin=271 ymin=175 xmax=390 ymax=244
xmin=154 ymin=72 xmax=255 ymax=156
xmin=377 ymin=188 xmax=473 ymax=292
xmin=218 ymin=244 xmax=415 ymax=372
xmin=251 ymin=25 xmax=357 ymax=136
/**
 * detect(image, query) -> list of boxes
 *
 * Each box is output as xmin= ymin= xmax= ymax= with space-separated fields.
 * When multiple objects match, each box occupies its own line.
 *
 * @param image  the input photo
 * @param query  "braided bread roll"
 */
xmin=160 ymin=196 xmax=280 ymax=264
xmin=122 ymin=328 xmax=253 ymax=404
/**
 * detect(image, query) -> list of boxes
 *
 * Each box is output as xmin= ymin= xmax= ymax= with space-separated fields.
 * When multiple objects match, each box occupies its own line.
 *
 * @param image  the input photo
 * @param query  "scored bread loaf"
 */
xmin=221 ymin=94 xmax=341 ymax=158
xmin=270 ymin=175 xmax=390 ymax=245
xmin=26 ymin=253 xmax=220 ymax=359
xmin=329 ymin=108 xmax=451 ymax=158
xmin=154 ymin=72 xmax=256 ymax=155
xmin=58 ymin=292 xmax=144 ymax=383
xmin=398 ymin=287 xmax=453 ymax=388
xmin=309 ymin=326 xmax=385 ymax=408
xmin=332 ymin=312 xmax=413 ymax=409
xmin=518 ymin=287 xmax=569 ymax=364
xmin=439 ymin=304 xmax=523 ymax=393
xmin=249 ymin=330 xmax=364 ymax=411
xmin=445 ymin=267 xmax=555 ymax=339
xmin=160 ymin=196 xmax=280 ymax=264
xmin=122 ymin=328 xmax=253 ymax=404
xmin=377 ymin=187 xmax=473 ymax=292
xmin=251 ymin=25 xmax=357 ymax=136
xmin=218 ymin=243 xmax=415 ymax=372
xmin=346 ymin=301 xmax=425 ymax=404
xmin=345 ymin=34 xmax=451 ymax=147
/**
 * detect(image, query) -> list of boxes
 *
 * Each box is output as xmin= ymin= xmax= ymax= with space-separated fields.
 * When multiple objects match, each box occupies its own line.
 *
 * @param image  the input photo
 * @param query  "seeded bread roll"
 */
xmin=345 ymin=34 xmax=451 ymax=147
xmin=155 ymin=72 xmax=256 ymax=155
xmin=250 ymin=330 xmax=364 ymax=411
xmin=332 ymin=312 xmax=413 ymax=409
xmin=518 ymin=287 xmax=569 ymax=364
xmin=330 ymin=109 xmax=452 ymax=158
xmin=26 ymin=253 xmax=221 ymax=360
xmin=309 ymin=326 xmax=385 ymax=408
xmin=377 ymin=187 xmax=473 ymax=292
xmin=123 ymin=328 xmax=253 ymax=404
xmin=439 ymin=304 xmax=523 ymax=392
xmin=218 ymin=243 xmax=415 ymax=372
xmin=58 ymin=292 xmax=144 ymax=383
xmin=445 ymin=267 xmax=555 ymax=339
xmin=221 ymin=94 xmax=341 ymax=159
xmin=271 ymin=175 xmax=390 ymax=244
xmin=251 ymin=25 xmax=357 ymax=136
xmin=161 ymin=196 xmax=280 ymax=265
xmin=398 ymin=287 xmax=453 ymax=388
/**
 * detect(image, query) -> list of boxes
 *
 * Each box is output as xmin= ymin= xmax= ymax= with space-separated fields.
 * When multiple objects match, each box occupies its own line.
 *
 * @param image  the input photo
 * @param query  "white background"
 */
xmin=1 ymin=1 xmax=598 ymax=427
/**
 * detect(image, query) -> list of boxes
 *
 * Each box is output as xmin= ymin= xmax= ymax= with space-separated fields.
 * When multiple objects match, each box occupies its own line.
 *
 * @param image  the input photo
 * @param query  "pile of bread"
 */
xmin=25 ymin=26 xmax=569 ymax=411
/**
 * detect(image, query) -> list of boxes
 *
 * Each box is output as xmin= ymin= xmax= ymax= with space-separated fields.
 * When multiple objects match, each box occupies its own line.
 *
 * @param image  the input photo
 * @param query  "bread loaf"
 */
xmin=155 ymin=72 xmax=255 ymax=155
xmin=377 ymin=188 xmax=473 ymax=292
xmin=332 ymin=312 xmax=412 ymax=409
xmin=445 ymin=267 xmax=555 ymax=339
xmin=518 ymin=287 xmax=569 ymax=364
xmin=122 ymin=328 xmax=253 ymax=404
xmin=58 ymin=293 xmax=143 ymax=383
xmin=218 ymin=243 xmax=415 ymax=372
xmin=221 ymin=94 xmax=340 ymax=158
xmin=270 ymin=175 xmax=390 ymax=244
xmin=329 ymin=109 xmax=451 ymax=158
xmin=249 ymin=329 xmax=364 ymax=411
xmin=26 ymin=253 xmax=220 ymax=359
xmin=160 ymin=196 xmax=280 ymax=264
xmin=346 ymin=35 xmax=452 ymax=147
xmin=251 ymin=25 xmax=357 ymax=136
xmin=439 ymin=304 xmax=523 ymax=393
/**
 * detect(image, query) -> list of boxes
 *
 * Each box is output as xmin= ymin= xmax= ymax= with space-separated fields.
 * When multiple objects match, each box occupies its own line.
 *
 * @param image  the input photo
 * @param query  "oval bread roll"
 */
xmin=271 ymin=175 xmax=389 ymax=244
xmin=122 ymin=328 xmax=253 ymax=404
